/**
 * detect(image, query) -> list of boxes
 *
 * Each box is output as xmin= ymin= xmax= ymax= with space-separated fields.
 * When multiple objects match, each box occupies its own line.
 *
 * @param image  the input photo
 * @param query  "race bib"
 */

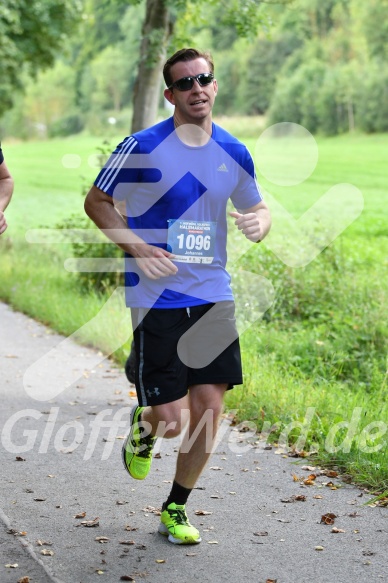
xmin=167 ymin=220 xmax=217 ymax=263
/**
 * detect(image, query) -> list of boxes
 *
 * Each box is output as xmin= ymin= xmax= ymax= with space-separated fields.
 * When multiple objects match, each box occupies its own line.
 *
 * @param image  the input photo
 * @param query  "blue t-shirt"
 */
xmin=94 ymin=117 xmax=262 ymax=308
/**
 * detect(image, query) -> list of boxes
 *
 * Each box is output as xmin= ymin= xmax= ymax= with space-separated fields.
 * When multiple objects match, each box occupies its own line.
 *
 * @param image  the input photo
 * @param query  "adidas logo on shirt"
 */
xmin=217 ymin=163 xmax=228 ymax=172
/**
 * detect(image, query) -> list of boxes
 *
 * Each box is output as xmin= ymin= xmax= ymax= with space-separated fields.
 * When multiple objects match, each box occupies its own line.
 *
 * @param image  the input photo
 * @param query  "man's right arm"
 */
xmin=84 ymin=185 xmax=177 ymax=280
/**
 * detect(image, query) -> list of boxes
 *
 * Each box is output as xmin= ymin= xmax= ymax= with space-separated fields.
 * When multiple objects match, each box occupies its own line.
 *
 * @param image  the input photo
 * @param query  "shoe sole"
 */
xmin=121 ymin=406 xmax=140 ymax=478
xmin=158 ymin=523 xmax=201 ymax=545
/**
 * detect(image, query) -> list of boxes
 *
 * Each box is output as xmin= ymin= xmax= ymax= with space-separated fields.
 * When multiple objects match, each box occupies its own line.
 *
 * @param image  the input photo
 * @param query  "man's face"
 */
xmin=164 ymin=57 xmax=218 ymax=124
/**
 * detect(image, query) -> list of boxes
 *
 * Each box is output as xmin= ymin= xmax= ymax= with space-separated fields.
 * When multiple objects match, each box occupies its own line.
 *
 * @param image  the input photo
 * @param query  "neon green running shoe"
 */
xmin=158 ymin=503 xmax=201 ymax=545
xmin=121 ymin=406 xmax=157 ymax=480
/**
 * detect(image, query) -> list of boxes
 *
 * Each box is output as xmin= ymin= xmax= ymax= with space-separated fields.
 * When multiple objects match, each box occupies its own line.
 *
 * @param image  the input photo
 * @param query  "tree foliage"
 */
xmin=0 ymin=0 xmax=82 ymax=112
xmin=2 ymin=0 xmax=388 ymax=137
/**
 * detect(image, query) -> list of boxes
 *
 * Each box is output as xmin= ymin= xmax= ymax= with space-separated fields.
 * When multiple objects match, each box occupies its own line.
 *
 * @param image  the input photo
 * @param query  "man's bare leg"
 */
xmin=175 ymin=383 xmax=227 ymax=488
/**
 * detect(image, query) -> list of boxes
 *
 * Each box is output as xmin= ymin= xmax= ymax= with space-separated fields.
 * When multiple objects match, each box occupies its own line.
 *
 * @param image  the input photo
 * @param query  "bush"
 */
xmin=268 ymin=60 xmax=327 ymax=132
xmin=238 ymin=241 xmax=387 ymax=390
xmin=356 ymin=62 xmax=388 ymax=133
xmin=55 ymin=141 xmax=124 ymax=294
xmin=48 ymin=113 xmax=84 ymax=137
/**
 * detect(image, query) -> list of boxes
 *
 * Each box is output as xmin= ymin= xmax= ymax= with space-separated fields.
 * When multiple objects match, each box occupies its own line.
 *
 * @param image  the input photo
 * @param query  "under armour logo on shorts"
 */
xmin=146 ymin=387 xmax=161 ymax=398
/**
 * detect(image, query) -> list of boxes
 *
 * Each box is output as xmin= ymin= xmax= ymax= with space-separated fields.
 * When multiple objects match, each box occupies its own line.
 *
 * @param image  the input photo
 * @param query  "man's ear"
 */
xmin=213 ymin=79 xmax=218 ymax=97
xmin=164 ymin=88 xmax=175 ymax=105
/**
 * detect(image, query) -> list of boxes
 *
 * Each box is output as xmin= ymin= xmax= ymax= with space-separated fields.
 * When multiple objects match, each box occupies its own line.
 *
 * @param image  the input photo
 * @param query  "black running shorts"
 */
xmin=131 ymin=301 xmax=243 ymax=407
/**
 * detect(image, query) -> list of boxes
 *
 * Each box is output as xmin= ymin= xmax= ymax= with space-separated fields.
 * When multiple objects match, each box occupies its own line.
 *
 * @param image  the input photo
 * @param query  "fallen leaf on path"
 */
xmin=301 ymin=465 xmax=316 ymax=471
xmin=154 ymin=453 xmax=162 ymax=459
xmin=321 ymin=513 xmax=337 ymax=525
xmin=15 ymin=456 xmax=25 ymax=462
xmin=321 ymin=469 xmax=338 ymax=478
xmin=195 ymin=510 xmax=212 ymax=515
xmin=341 ymin=474 xmax=353 ymax=483
xmin=116 ymin=500 xmax=128 ymax=505
xmin=95 ymin=537 xmax=109 ymax=543
xmin=348 ymin=511 xmax=361 ymax=518
xmin=36 ymin=540 xmax=52 ymax=546
xmin=209 ymin=466 xmax=223 ymax=471
xmin=208 ymin=541 xmax=218 ymax=544
xmin=292 ymin=474 xmax=300 ymax=482
xmin=332 ymin=527 xmax=345 ymax=533
xmin=74 ymin=512 xmax=86 ymax=519
xmin=266 ymin=579 xmax=277 ymax=583
xmin=186 ymin=553 xmax=197 ymax=556
xmin=142 ymin=506 xmax=161 ymax=515
xmin=18 ymin=577 xmax=30 ymax=583
xmin=303 ymin=474 xmax=317 ymax=485
xmin=254 ymin=531 xmax=268 ymax=536
xmin=33 ymin=498 xmax=47 ymax=502
xmin=289 ymin=449 xmax=310 ymax=458
xmin=5 ymin=563 xmax=18 ymax=568
xmin=120 ymin=577 xmax=135 ymax=581
xmin=313 ymin=495 xmax=323 ymax=499
xmin=40 ymin=549 xmax=54 ymax=556
xmin=81 ymin=517 xmax=100 ymax=527
xmin=315 ymin=546 xmax=324 ymax=551
xmin=155 ymin=559 xmax=166 ymax=563
xmin=119 ymin=540 xmax=135 ymax=545
xmin=281 ymin=495 xmax=306 ymax=503
xmin=124 ymin=525 xmax=137 ymax=531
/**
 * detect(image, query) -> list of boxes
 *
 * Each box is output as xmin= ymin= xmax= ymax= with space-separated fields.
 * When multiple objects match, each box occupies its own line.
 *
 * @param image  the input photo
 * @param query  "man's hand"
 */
xmin=0 ymin=211 xmax=8 ymax=235
xmin=131 ymin=244 xmax=178 ymax=280
xmin=85 ymin=185 xmax=178 ymax=280
xmin=230 ymin=201 xmax=271 ymax=243
xmin=229 ymin=211 xmax=263 ymax=242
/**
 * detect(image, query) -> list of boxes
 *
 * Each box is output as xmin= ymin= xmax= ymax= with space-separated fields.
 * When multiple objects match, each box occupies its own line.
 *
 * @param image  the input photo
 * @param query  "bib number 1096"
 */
xmin=167 ymin=219 xmax=216 ymax=263
xmin=176 ymin=233 xmax=211 ymax=251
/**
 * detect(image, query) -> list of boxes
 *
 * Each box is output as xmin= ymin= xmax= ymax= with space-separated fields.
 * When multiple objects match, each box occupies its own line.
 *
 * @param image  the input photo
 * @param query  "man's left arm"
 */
xmin=0 ymin=161 xmax=14 ymax=235
xmin=229 ymin=200 xmax=271 ymax=243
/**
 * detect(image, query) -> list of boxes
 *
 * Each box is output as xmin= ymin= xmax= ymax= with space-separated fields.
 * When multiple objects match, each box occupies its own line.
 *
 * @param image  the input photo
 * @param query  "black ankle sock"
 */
xmin=163 ymin=480 xmax=192 ymax=509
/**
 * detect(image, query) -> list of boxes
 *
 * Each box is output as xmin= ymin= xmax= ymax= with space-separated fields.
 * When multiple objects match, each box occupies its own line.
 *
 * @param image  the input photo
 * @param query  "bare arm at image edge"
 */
xmin=0 ymin=155 xmax=14 ymax=235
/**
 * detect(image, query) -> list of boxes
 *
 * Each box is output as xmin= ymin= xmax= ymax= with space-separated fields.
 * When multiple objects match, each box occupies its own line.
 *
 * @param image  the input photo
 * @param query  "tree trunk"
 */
xmin=347 ymin=95 xmax=355 ymax=132
xmin=131 ymin=0 xmax=174 ymax=134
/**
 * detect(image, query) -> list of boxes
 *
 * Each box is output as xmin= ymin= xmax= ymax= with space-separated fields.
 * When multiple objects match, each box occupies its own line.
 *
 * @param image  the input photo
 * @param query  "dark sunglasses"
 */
xmin=168 ymin=73 xmax=214 ymax=91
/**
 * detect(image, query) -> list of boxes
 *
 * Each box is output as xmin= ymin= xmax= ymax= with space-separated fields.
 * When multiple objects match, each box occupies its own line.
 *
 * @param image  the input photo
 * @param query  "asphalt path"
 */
xmin=0 ymin=301 xmax=387 ymax=583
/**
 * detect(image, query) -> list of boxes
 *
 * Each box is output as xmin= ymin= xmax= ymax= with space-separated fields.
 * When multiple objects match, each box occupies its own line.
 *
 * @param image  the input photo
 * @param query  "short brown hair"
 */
xmin=163 ymin=48 xmax=214 ymax=88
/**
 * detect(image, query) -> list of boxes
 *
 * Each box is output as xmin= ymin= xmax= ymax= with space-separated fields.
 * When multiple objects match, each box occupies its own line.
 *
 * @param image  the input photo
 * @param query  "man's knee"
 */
xmin=189 ymin=384 xmax=227 ymax=425
xmin=151 ymin=403 xmax=190 ymax=438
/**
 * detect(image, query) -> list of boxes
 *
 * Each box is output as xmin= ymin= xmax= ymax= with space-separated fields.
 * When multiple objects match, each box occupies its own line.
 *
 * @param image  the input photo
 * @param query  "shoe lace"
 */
xmin=134 ymin=431 xmax=155 ymax=459
xmin=169 ymin=508 xmax=188 ymax=526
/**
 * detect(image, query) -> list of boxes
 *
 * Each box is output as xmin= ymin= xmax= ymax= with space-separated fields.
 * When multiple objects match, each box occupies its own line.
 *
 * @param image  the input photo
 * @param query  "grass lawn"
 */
xmin=1 ymin=127 xmax=387 ymax=492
